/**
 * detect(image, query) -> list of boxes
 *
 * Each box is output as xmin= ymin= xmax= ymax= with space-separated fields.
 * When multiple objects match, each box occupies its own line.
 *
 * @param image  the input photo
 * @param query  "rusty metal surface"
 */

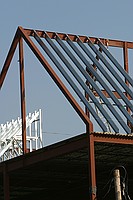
xmin=19 ymin=37 xmax=27 ymax=154
xmin=93 ymin=90 xmax=132 ymax=100
xmin=23 ymin=28 xmax=133 ymax=48
xmin=92 ymin=132 xmax=133 ymax=144
xmin=0 ymin=28 xmax=20 ymax=89
xmin=87 ymin=134 xmax=96 ymax=200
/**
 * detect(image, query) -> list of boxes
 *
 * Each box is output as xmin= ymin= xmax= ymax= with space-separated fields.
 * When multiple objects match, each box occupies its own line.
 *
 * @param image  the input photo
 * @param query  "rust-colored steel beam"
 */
xmin=23 ymin=28 xmax=133 ymax=49
xmin=3 ymin=164 xmax=10 ymax=200
xmin=123 ymin=42 xmax=131 ymax=119
xmin=19 ymin=37 xmax=27 ymax=154
xmin=93 ymin=89 xmax=132 ymax=100
xmin=0 ymin=132 xmax=132 ymax=174
xmin=0 ymin=29 xmax=20 ymax=89
xmin=0 ymin=134 xmax=89 ymax=173
xmin=85 ymin=68 xmax=97 ymax=199
xmin=18 ymin=26 xmax=93 ymax=132
xmin=87 ymin=134 xmax=97 ymax=200
xmin=85 ymin=68 xmax=90 ymax=132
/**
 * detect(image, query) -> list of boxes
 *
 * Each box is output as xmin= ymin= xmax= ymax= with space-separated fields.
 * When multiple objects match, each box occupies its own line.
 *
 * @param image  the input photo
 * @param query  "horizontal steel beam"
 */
xmin=94 ymin=90 xmax=132 ymax=100
xmin=93 ymin=132 xmax=133 ymax=144
xmin=0 ymin=133 xmax=133 ymax=173
xmin=22 ymin=27 xmax=133 ymax=49
xmin=0 ymin=134 xmax=88 ymax=173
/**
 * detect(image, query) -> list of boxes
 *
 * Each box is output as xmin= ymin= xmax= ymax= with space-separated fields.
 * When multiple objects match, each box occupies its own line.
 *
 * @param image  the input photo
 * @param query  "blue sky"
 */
xmin=0 ymin=0 xmax=133 ymax=145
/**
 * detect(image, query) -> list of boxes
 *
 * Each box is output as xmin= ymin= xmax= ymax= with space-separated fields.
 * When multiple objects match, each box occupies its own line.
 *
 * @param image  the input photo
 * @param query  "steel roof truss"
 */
xmin=44 ymin=32 xmax=119 ymax=133
xmin=77 ymin=37 xmax=133 ymax=114
xmin=86 ymin=38 xmax=133 ymax=99
xmin=65 ymin=36 xmax=133 ymax=131
xmin=18 ymin=27 xmax=94 ymax=132
xmin=34 ymin=31 xmax=107 ymax=132
xmin=1 ymin=27 xmax=133 ymax=134
xmin=54 ymin=34 xmax=131 ymax=134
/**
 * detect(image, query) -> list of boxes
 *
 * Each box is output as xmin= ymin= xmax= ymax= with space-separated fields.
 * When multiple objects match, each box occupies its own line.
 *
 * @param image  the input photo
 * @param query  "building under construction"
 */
xmin=0 ymin=27 xmax=133 ymax=200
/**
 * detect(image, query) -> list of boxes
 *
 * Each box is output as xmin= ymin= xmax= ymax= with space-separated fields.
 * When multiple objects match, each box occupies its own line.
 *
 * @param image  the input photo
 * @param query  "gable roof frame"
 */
xmin=0 ymin=27 xmax=94 ymax=154
xmin=1 ymin=26 xmax=133 ymax=154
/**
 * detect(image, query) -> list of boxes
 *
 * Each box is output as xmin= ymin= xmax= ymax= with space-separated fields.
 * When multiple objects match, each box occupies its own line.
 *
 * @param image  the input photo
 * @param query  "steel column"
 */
xmin=85 ymin=67 xmax=90 ymax=133
xmin=3 ymin=164 xmax=10 ymax=200
xmin=123 ymin=42 xmax=131 ymax=119
xmin=87 ymin=134 xmax=97 ymax=200
xmin=19 ymin=37 xmax=27 ymax=154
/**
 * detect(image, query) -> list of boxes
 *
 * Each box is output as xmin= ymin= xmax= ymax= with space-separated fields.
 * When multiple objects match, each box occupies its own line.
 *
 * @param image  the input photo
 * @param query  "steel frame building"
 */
xmin=0 ymin=27 xmax=133 ymax=200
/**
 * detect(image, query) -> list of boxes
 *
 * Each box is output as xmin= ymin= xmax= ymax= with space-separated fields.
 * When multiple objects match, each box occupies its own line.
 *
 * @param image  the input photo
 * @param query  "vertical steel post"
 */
xmin=123 ymin=42 xmax=129 ymax=86
xmin=123 ymin=42 xmax=131 ymax=125
xmin=19 ymin=37 xmax=27 ymax=154
xmin=88 ymin=134 xmax=97 ymax=200
xmin=84 ymin=47 xmax=97 ymax=199
xmin=85 ymin=67 xmax=90 ymax=132
xmin=3 ymin=164 xmax=10 ymax=200
xmin=85 ymin=72 xmax=96 ymax=200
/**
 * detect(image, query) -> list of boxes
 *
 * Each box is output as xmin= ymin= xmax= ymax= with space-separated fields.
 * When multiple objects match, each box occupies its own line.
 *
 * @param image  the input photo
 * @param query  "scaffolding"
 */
xmin=0 ymin=109 xmax=43 ymax=162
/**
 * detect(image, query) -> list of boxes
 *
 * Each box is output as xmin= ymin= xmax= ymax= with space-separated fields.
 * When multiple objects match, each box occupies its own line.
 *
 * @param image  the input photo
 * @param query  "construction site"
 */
xmin=0 ymin=26 xmax=133 ymax=200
